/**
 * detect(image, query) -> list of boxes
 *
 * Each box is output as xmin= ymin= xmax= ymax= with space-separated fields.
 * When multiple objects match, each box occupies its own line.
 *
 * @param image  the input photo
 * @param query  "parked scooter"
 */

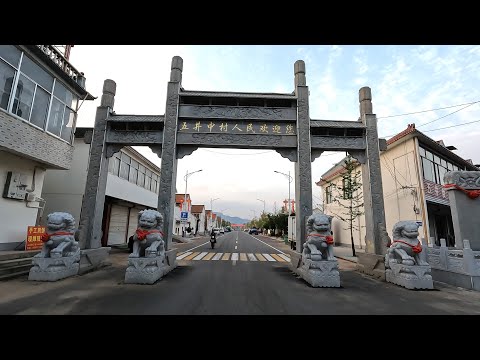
xmin=210 ymin=233 xmax=216 ymax=249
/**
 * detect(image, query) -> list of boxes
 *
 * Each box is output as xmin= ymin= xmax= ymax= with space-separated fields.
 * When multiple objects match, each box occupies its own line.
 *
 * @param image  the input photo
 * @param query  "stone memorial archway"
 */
xmin=76 ymin=56 xmax=388 ymax=278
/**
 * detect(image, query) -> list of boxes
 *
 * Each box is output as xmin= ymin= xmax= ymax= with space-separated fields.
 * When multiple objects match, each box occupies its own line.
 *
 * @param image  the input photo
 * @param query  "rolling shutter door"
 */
xmin=127 ymin=208 xmax=140 ymax=240
xmin=107 ymin=204 xmax=129 ymax=245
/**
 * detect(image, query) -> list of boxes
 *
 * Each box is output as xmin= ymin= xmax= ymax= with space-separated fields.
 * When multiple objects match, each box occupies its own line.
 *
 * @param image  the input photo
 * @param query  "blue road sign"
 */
xmin=181 ymin=211 xmax=188 ymax=219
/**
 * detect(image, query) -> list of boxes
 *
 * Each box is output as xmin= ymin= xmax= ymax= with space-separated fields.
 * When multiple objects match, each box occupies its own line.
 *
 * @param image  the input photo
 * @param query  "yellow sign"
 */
xmin=26 ymin=226 xmax=46 ymax=251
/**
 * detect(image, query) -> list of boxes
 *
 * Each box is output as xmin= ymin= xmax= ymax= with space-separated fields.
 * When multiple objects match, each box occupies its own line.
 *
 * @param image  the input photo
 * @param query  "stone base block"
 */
xmin=125 ymin=254 xmax=177 ymax=285
xmin=386 ymin=263 xmax=433 ymax=290
xmin=295 ymin=259 xmax=340 ymax=287
xmin=431 ymin=268 xmax=480 ymax=291
xmin=356 ymin=252 xmax=385 ymax=281
xmin=289 ymin=252 xmax=302 ymax=270
xmin=28 ymin=249 xmax=80 ymax=282
xmin=79 ymin=247 xmax=111 ymax=275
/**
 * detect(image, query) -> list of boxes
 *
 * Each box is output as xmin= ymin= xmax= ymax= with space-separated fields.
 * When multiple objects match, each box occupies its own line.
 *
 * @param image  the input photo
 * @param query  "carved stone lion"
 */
xmin=385 ymin=221 xmax=428 ymax=267
xmin=129 ymin=209 xmax=165 ymax=258
xmin=35 ymin=212 xmax=79 ymax=258
xmin=302 ymin=213 xmax=335 ymax=261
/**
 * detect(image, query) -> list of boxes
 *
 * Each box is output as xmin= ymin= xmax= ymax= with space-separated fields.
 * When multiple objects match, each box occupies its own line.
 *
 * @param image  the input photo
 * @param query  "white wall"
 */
xmin=42 ymin=139 xmax=89 ymax=226
xmin=0 ymin=151 xmax=46 ymax=250
xmin=106 ymin=175 xmax=157 ymax=208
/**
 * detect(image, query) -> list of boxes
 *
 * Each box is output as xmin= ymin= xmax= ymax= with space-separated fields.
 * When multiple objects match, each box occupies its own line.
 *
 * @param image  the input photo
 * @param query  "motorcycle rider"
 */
xmin=210 ymin=228 xmax=217 ymax=243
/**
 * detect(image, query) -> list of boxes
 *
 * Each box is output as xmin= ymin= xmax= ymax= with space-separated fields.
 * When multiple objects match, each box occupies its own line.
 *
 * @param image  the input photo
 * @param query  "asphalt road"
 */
xmin=2 ymin=231 xmax=480 ymax=315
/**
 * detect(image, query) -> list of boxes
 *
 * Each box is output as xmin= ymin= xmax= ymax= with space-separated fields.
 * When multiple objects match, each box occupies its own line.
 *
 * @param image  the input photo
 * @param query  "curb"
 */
xmin=335 ymin=255 xmax=358 ymax=263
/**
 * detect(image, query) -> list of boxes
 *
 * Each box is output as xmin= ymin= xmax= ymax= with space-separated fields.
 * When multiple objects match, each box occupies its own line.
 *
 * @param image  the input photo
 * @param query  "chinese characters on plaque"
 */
xmin=178 ymin=120 xmax=296 ymax=135
xmin=26 ymin=225 xmax=46 ymax=251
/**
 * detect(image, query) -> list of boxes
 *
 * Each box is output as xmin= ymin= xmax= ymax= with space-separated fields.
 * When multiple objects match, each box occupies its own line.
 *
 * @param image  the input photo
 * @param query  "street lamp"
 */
xmin=182 ymin=169 xmax=202 ymax=236
xmin=274 ymin=170 xmax=293 ymax=215
xmin=217 ymin=208 xmax=229 ymax=228
xmin=210 ymin=197 xmax=220 ymax=230
xmin=256 ymin=198 xmax=266 ymax=214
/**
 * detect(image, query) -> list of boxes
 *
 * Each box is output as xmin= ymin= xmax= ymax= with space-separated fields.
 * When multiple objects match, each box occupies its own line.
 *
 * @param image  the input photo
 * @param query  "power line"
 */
xmin=377 ymin=100 xmax=480 ymax=120
xmin=422 ymin=119 xmax=480 ymax=133
xmin=382 ymin=118 xmax=480 ymax=139
xmin=416 ymin=102 xmax=478 ymax=128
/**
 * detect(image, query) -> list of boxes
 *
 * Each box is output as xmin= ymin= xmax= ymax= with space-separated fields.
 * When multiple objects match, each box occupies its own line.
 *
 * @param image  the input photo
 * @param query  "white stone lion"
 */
xmin=385 ymin=221 xmax=428 ymax=267
xmin=129 ymin=209 xmax=165 ymax=258
xmin=35 ymin=212 xmax=79 ymax=258
xmin=302 ymin=213 xmax=335 ymax=261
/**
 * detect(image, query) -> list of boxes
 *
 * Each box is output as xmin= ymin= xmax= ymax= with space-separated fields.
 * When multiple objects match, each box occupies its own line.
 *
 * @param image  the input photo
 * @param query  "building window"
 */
xmin=325 ymin=185 xmax=333 ymax=204
xmin=119 ymin=153 xmax=130 ymax=180
xmin=420 ymin=145 xmax=464 ymax=185
xmin=129 ymin=159 xmax=138 ymax=184
xmin=0 ymin=45 xmax=79 ymax=144
xmin=342 ymin=178 xmax=353 ymax=200
xmin=0 ymin=60 xmax=16 ymax=110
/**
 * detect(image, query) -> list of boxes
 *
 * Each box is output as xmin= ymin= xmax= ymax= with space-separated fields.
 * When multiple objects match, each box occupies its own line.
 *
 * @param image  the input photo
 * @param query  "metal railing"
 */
xmin=36 ymin=45 xmax=83 ymax=83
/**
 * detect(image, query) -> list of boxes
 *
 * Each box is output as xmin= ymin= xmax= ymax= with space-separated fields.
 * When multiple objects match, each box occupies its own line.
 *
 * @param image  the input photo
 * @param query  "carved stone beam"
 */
xmin=275 ymin=148 xmax=297 ymax=162
xmin=176 ymin=145 xmax=199 ymax=159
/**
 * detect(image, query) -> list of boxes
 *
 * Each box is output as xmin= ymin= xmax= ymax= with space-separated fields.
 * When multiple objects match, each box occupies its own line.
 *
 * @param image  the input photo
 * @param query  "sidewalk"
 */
xmin=333 ymin=245 xmax=364 ymax=263
xmin=262 ymin=236 xmax=364 ymax=263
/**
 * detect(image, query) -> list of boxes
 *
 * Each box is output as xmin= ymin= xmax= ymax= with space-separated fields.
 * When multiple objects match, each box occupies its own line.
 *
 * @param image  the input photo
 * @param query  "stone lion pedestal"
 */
xmin=29 ymin=248 xmax=80 ymax=281
xmin=124 ymin=210 xmax=177 ymax=285
xmin=125 ymin=250 xmax=177 ymax=285
xmin=385 ymin=221 xmax=433 ymax=290
xmin=29 ymin=212 xmax=81 ymax=282
xmin=295 ymin=258 xmax=340 ymax=288
xmin=292 ymin=213 xmax=341 ymax=288
xmin=385 ymin=262 xmax=433 ymax=289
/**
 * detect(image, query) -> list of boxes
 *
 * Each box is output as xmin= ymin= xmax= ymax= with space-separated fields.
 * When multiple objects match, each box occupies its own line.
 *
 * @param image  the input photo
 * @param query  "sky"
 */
xmin=69 ymin=45 xmax=480 ymax=220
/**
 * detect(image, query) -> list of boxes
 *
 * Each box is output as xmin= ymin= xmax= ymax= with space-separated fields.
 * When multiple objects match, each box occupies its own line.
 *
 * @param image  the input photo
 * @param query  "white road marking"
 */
xmin=193 ymin=252 xmax=208 ymax=260
xmin=247 ymin=253 xmax=257 ymax=261
xmin=263 ymin=254 xmax=276 ymax=262
xmin=231 ymin=253 xmax=239 ymax=261
xmin=212 ymin=253 xmax=223 ymax=260
xmin=176 ymin=251 xmax=193 ymax=260
xmin=179 ymin=241 xmax=211 ymax=253
xmin=278 ymin=254 xmax=291 ymax=261
xmin=247 ymin=234 xmax=288 ymax=255
xmin=235 ymin=245 xmax=237 ymax=250
xmin=233 ymin=260 xmax=237 ymax=266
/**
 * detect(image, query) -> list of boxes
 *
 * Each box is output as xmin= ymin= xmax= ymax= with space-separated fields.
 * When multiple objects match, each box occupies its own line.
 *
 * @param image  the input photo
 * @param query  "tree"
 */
xmin=325 ymin=155 xmax=364 ymax=256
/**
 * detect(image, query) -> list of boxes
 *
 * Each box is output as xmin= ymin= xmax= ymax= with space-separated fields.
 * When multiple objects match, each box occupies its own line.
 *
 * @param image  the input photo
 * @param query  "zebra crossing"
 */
xmin=176 ymin=251 xmax=291 ymax=263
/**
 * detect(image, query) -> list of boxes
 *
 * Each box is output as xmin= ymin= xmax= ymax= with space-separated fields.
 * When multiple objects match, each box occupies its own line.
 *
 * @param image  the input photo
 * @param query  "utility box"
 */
xmin=3 ymin=172 xmax=28 ymax=200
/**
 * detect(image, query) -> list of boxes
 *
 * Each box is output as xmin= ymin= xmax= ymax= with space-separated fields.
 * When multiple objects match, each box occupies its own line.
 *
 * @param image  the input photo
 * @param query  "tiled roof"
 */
xmin=386 ymin=123 xmax=416 ymax=145
xmin=191 ymin=205 xmax=205 ymax=213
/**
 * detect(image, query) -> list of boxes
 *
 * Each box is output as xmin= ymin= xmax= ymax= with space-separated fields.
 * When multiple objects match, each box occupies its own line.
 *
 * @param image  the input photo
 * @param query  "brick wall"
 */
xmin=0 ymin=110 xmax=73 ymax=169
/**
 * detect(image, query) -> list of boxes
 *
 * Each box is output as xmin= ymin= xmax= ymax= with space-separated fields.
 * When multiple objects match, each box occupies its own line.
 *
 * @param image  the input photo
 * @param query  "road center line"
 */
xmin=247 ymin=234 xmax=288 ymax=255
xmin=235 ymin=245 xmax=237 ymax=250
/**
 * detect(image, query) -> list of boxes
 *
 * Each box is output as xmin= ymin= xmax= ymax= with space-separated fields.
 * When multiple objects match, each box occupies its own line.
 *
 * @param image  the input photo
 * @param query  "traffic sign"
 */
xmin=181 ymin=211 xmax=188 ymax=219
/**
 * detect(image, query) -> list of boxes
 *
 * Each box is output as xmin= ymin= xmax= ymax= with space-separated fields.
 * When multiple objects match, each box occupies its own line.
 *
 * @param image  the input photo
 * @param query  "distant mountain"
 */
xmin=216 ymin=213 xmax=249 ymax=225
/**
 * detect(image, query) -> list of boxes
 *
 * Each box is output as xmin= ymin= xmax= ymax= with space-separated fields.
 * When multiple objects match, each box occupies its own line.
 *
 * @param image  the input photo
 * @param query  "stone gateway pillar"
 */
xmin=356 ymin=87 xmax=388 ymax=280
xmin=294 ymin=60 xmax=313 ymax=254
xmin=444 ymin=171 xmax=480 ymax=250
xmin=157 ymin=56 xmax=183 ymax=251
xmin=76 ymin=79 xmax=115 ymax=273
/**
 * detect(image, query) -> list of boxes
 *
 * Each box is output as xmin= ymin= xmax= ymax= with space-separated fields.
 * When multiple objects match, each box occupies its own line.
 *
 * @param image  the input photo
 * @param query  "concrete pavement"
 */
xmin=2 ymin=231 xmax=480 ymax=314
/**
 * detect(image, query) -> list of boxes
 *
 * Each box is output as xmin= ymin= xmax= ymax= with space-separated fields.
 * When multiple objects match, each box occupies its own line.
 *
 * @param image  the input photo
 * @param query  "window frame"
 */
xmin=0 ymin=46 xmax=79 ymax=145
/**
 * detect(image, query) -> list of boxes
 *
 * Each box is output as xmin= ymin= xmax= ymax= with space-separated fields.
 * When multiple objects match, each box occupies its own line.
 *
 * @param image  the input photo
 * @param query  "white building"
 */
xmin=0 ymin=45 xmax=94 ymax=250
xmin=191 ymin=204 xmax=206 ymax=236
xmin=41 ymin=127 xmax=162 ymax=247
xmin=317 ymin=124 xmax=479 ymax=249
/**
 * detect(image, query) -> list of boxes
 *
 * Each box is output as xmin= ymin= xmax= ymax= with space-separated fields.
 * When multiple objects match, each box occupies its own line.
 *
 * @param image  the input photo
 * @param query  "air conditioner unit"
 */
xmin=2 ymin=172 xmax=28 ymax=200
